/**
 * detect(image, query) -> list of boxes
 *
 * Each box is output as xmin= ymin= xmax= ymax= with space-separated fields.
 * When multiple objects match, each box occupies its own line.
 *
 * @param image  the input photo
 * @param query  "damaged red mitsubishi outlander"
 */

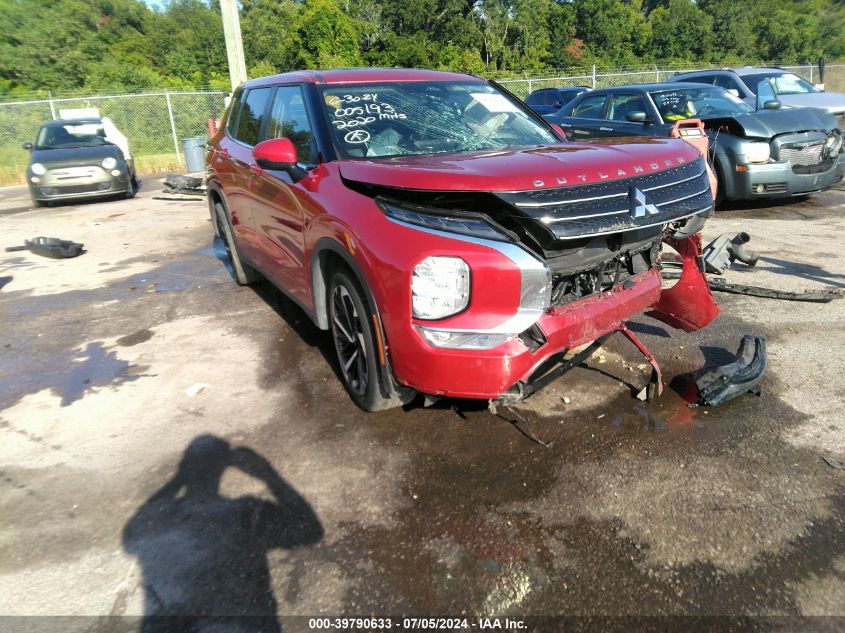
xmin=207 ymin=69 xmax=721 ymax=411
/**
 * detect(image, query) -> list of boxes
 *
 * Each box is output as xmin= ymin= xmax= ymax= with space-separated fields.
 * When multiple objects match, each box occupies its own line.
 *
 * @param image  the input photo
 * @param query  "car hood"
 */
xmin=704 ymin=107 xmax=836 ymax=139
xmin=777 ymin=92 xmax=845 ymax=115
xmin=30 ymin=144 xmax=123 ymax=169
xmin=338 ymin=138 xmax=702 ymax=192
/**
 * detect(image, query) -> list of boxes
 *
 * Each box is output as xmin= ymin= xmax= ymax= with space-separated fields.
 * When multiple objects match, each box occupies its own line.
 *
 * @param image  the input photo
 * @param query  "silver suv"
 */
xmin=669 ymin=67 xmax=845 ymax=117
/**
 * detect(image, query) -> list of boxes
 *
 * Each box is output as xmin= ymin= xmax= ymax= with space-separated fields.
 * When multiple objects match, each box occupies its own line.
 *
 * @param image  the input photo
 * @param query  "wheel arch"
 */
xmin=310 ymin=237 xmax=377 ymax=331
xmin=310 ymin=237 xmax=413 ymax=403
xmin=207 ymin=182 xmax=225 ymax=238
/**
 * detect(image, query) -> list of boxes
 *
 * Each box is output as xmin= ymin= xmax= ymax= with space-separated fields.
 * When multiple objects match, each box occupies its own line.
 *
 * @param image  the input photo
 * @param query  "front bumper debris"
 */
xmin=5 ymin=236 xmax=84 ymax=259
xmin=696 ymin=336 xmax=767 ymax=406
xmin=494 ymin=323 xmax=663 ymax=405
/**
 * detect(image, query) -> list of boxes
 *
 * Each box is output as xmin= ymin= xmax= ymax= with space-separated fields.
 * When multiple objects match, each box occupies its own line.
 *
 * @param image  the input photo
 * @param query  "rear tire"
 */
xmin=214 ymin=200 xmax=260 ymax=286
xmin=328 ymin=268 xmax=395 ymax=412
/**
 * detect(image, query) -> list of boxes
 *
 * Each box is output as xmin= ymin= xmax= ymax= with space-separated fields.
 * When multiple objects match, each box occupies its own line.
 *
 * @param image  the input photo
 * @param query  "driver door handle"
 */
xmin=600 ymin=127 xmax=613 ymax=132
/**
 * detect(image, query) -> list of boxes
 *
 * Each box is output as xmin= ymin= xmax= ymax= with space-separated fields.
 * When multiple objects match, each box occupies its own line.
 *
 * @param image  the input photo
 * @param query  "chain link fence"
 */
xmin=1 ymin=62 xmax=841 ymax=185
xmin=0 ymin=91 xmax=226 ymax=185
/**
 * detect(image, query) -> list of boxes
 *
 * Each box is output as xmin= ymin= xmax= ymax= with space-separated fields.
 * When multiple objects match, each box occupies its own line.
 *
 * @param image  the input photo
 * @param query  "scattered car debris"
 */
xmin=823 ymin=456 xmax=844 ymax=469
xmin=184 ymin=382 xmax=211 ymax=397
xmin=708 ymin=278 xmax=844 ymax=303
xmin=5 ymin=236 xmax=84 ymax=258
xmin=696 ymin=336 xmax=766 ymax=406
xmin=703 ymin=232 xmax=759 ymax=274
xmin=155 ymin=173 xmax=207 ymax=201
xmin=726 ymin=233 xmax=759 ymax=267
xmin=497 ymin=405 xmax=554 ymax=448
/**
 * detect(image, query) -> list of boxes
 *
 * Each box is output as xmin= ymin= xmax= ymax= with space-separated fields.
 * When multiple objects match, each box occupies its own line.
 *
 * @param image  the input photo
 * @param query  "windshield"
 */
xmin=743 ymin=72 xmax=818 ymax=96
xmin=650 ymin=87 xmax=753 ymax=121
xmin=319 ymin=81 xmax=556 ymax=159
xmin=35 ymin=122 xmax=112 ymax=150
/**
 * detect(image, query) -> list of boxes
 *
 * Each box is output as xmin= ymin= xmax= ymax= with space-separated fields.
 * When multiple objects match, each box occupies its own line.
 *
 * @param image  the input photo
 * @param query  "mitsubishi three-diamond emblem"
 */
xmin=629 ymin=187 xmax=660 ymax=219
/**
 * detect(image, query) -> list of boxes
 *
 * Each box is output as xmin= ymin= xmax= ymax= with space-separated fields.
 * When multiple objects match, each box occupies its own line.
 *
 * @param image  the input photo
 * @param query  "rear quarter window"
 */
xmin=226 ymin=90 xmax=243 ymax=137
xmin=234 ymin=87 xmax=273 ymax=146
xmin=571 ymin=94 xmax=607 ymax=118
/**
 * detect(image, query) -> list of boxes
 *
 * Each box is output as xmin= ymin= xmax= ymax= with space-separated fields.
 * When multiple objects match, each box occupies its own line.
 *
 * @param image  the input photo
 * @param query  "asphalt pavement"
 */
xmin=0 ymin=178 xmax=843 ymax=630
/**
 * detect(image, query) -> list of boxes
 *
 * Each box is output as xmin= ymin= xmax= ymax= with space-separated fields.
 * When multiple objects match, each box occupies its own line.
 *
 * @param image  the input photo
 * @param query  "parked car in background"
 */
xmin=23 ymin=117 xmax=137 ymax=207
xmin=546 ymin=83 xmax=845 ymax=203
xmin=668 ymin=67 xmax=845 ymax=118
xmin=524 ymin=86 xmax=591 ymax=114
xmin=207 ymin=68 xmax=720 ymax=411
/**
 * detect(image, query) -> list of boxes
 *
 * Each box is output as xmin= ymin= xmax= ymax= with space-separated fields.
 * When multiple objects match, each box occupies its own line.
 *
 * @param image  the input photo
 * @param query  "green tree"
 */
xmin=648 ymin=0 xmax=714 ymax=63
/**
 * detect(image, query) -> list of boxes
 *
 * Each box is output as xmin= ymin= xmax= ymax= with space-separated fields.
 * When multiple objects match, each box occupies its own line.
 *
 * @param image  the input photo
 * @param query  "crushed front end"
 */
xmin=368 ymin=153 xmax=721 ymax=401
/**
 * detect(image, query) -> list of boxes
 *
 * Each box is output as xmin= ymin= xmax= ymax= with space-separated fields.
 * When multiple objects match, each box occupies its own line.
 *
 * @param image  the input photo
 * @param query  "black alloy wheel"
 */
xmin=214 ymin=200 xmax=259 ymax=286
xmin=327 ymin=268 xmax=405 ymax=412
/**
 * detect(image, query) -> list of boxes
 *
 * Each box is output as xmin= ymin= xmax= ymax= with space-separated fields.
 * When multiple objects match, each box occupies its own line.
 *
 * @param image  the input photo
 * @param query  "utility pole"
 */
xmin=220 ymin=0 xmax=247 ymax=91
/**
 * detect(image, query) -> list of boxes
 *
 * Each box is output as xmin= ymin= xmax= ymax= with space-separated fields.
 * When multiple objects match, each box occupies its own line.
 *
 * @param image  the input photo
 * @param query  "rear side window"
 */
xmin=571 ymin=94 xmax=607 ymax=118
xmin=525 ymin=90 xmax=547 ymax=106
xmin=266 ymin=86 xmax=318 ymax=165
xmin=714 ymin=76 xmax=741 ymax=92
xmin=676 ymin=74 xmax=714 ymax=85
xmin=607 ymin=94 xmax=649 ymax=121
xmin=226 ymin=90 xmax=243 ymax=137
xmin=234 ymin=87 xmax=273 ymax=146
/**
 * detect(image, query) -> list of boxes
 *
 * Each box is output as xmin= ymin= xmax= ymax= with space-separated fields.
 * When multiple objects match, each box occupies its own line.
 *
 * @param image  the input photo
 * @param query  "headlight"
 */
xmin=30 ymin=163 xmax=46 ymax=175
xmin=416 ymin=327 xmax=512 ymax=350
xmin=412 ymin=256 xmax=470 ymax=320
xmin=379 ymin=200 xmax=511 ymax=242
xmin=824 ymin=131 xmax=843 ymax=157
xmin=744 ymin=142 xmax=770 ymax=164
xmin=102 ymin=157 xmax=118 ymax=170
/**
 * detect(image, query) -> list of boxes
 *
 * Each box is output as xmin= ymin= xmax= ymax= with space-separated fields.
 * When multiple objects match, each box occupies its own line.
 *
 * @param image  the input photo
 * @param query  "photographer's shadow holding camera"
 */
xmin=123 ymin=435 xmax=324 ymax=632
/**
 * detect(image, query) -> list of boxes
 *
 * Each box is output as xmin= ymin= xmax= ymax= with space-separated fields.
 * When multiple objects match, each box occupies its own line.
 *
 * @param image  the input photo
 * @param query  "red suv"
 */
xmin=207 ymin=69 xmax=719 ymax=411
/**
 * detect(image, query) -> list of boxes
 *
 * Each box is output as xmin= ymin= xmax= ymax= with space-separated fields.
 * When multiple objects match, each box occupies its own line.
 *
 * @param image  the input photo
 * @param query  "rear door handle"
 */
xmin=599 ymin=127 xmax=613 ymax=132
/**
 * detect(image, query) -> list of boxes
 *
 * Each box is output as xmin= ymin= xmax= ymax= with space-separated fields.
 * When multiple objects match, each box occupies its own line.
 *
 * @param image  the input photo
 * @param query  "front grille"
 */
xmin=779 ymin=140 xmax=825 ymax=166
xmin=41 ymin=182 xmax=110 ymax=196
xmin=494 ymin=158 xmax=712 ymax=241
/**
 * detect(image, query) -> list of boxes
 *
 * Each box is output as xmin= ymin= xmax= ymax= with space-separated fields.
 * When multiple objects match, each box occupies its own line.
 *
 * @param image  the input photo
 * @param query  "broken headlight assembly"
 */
xmin=743 ymin=142 xmax=771 ymax=164
xmin=378 ymin=199 xmax=512 ymax=242
xmin=824 ymin=130 xmax=843 ymax=158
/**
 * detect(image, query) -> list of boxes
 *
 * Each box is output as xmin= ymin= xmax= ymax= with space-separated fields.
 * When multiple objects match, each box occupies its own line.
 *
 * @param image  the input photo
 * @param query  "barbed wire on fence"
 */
xmin=0 ymin=62 xmax=839 ymax=186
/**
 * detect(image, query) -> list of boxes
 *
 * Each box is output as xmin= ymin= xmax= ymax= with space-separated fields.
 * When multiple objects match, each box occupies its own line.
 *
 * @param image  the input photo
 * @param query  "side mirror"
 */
xmin=727 ymin=88 xmax=740 ymax=98
xmin=756 ymin=78 xmax=779 ymax=111
xmin=814 ymin=83 xmax=825 ymax=92
xmin=22 ymin=142 xmax=33 ymax=151
xmin=763 ymin=100 xmax=782 ymax=110
xmin=625 ymin=111 xmax=651 ymax=124
xmin=253 ymin=137 xmax=297 ymax=171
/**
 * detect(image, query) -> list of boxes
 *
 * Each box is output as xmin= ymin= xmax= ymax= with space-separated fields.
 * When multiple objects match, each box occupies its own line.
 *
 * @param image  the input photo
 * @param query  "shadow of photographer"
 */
xmin=123 ymin=435 xmax=323 ymax=632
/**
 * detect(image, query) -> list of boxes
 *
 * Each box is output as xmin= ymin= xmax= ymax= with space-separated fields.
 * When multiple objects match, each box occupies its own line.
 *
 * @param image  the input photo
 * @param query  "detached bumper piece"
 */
xmin=5 ymin=236 xmax=84 ymax=259
xmin=696 ymin=336 xmax=766 ymax=406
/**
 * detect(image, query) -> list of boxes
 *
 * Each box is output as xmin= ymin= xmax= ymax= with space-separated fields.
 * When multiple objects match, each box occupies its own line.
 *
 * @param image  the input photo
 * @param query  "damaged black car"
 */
xmin=545 ymin=83 xmax=845 ymax=204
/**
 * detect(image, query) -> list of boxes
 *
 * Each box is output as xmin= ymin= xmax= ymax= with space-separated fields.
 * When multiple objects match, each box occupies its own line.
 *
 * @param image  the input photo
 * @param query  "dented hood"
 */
xmin=706 ymin=107 xmax=837 ymax=139
xmin=338 ymin=137 xmax=702 ymax=192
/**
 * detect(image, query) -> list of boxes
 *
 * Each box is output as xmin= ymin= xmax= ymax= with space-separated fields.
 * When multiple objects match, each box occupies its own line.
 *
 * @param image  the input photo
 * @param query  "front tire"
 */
xmin=214 ymin=200 xmax=260 ymax=286
xmin=125 ymin=175 xmax=137 ymax=199
xmin=328 ymin=269 xmax=395 ymax=412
